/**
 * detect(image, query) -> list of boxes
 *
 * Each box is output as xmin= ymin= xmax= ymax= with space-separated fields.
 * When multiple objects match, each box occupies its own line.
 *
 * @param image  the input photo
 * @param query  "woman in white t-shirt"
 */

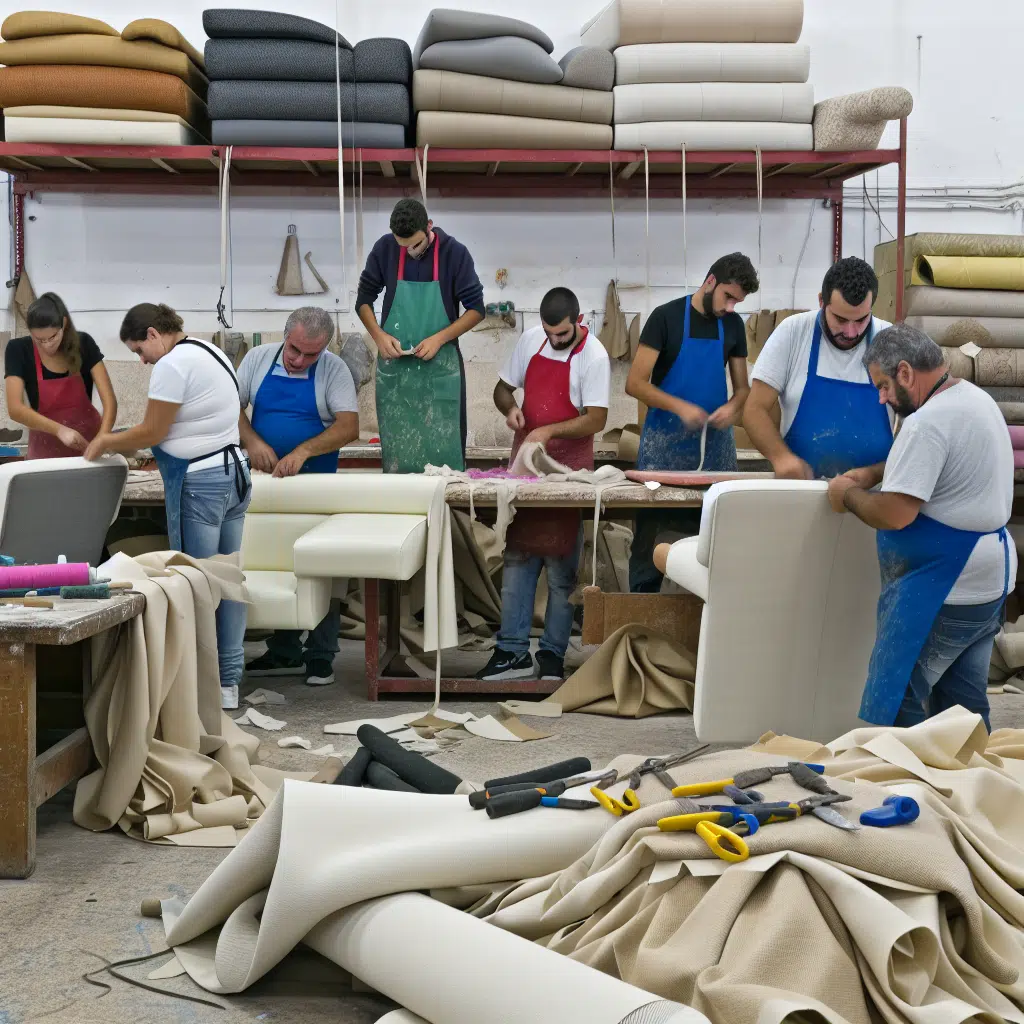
xmin=84 ymin=303 xmax=250 ymax=709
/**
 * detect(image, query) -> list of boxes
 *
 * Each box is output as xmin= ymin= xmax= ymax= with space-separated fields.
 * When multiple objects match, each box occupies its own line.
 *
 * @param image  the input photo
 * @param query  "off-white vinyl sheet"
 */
xmin=613 ymin=42 xmax=810 ymax=85
xmin=3 ymin=114 xmax=204 ymax=145
xmin=613 ymin=120 xmax=813 ymax=150
xmin=613 ymin=82 xmax=813 ymax=124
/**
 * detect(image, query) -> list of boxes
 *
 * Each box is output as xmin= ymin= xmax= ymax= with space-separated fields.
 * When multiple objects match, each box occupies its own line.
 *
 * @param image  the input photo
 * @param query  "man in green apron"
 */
xmin=357 ymin=198 xmax=485 ymax=472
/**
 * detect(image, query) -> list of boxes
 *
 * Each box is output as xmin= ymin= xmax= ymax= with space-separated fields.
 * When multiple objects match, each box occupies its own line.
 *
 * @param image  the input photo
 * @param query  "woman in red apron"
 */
xmin=4 ymin=292 xmax=116 ymax=458
xmin=478 ymin=287 xmax=611 ymax=683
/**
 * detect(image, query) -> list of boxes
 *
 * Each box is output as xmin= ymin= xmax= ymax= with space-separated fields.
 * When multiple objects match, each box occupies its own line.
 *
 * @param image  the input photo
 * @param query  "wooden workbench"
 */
xmin=0 ymin=593 xmax=145 ymax=878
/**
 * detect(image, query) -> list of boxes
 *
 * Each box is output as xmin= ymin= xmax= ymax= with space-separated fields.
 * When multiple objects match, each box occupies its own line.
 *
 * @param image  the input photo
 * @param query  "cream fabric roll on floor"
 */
xmin=3 ymin=114 xmax=205 ymax=145
xmin=417 ymin=110 xmax=613 ymax=148
xmin=613 ymin=82 xmax=814 ymax=124
xmin=905 ymin=314 xmax=1024 ymax=348
xmin=613 ymin=42 xmax=811 ymax=85
xmin=614 ymin=120 xmax=813 ymax=150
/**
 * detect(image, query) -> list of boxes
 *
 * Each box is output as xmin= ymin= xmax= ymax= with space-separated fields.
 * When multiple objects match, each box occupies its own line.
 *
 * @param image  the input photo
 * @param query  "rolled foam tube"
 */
xmin=305 ymin=892 xmax=711 ymax=1024
xmin=365 ymin=761 xmax=419 ymax=793
xmin=334 ymin=746 xmax=372 ymax=787
xmin=356 ymin=724 xmax=462 ymax=794
xmin=484 ymin=757 xmax=591 ymax=790
xmin=0 ymin=562 xmax=91 ymax=589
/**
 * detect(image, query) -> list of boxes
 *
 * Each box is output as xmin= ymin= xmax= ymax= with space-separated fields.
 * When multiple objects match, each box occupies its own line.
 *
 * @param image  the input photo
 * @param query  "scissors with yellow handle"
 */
xmin=590 ymin=784 xmax=642 ymax=816
xmin=657 ymin=810 xmax=754 ymax=863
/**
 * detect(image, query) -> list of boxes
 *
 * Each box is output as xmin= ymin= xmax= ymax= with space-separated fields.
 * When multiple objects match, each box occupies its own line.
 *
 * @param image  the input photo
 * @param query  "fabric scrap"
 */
xmin=464 ymin=713 xmax=552 ymax=742
xmin=278 ymin=736 xmax=312 ymax=750
xmin=234 ymin=708 xmax=287 ymax=732
xmin=312 ymin=744 xmax=336 ymax=756
xmin=499 ymin=700 xmax=563 ymax=719
xmin=324 ymin=712 xmax=424 ymax=736
xmin=245 ymin=688 xmax=286 ymax=705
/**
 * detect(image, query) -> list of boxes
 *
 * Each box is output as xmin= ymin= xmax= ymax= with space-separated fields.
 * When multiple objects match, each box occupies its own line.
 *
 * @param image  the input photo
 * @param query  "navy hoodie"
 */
xmin=356 ymin=227 xmax=485 ymax=329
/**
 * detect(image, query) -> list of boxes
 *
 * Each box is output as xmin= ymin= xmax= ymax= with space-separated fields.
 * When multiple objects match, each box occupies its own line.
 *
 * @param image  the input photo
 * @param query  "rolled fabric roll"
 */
xmin=975 ymin=347 xmax=1024 ymax=387
xmin=356 ymin=724 xmax=463 ymax=794
xmin=906 ymin=315 xmax=1024 ymax=348
xmin=1016 ymin=451 xmax=1024 ymax=470
xmin=941 ymin=346 xmax=975 ymax=381
xmin=1007 ymin=425 xmax=1024 ymax=448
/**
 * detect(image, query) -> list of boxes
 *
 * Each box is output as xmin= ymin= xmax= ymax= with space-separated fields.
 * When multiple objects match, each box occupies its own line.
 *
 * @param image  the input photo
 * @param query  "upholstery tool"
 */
xmin=0 ymin=596 xmax=53 ymax=608
xmin=722 ymin=785 xmax=763 ymax=803
xmin=594 ymin=744 xmax=711 ymax=791
xmin=484 ymin=757 xmax=591 ymax=790
xmin=658 ymin=808 xmax=761 ymax=836
xmin=671 ymin=763 xmax=825 ymax=798
xmin=29 ymin=583 xmax=133 ymax=600
xmin=485 ymin=789 xmax=603 ymax=818
xmin=695 ymin=820 xmax=750 ymax=863
xmin=590 ymin=780 xmax=643 ymax=817
xmin=540 ymin=797 xmax=600 ymax=810
xmin=365 ymin=761 xmax=419 ymax=793
xmin=333 ymin=746 xmax=372 ymax=787
xmin=787 ymin=761 xmax=834 ymax=795
xmin=655 ymin=800 xmax=753 ymax=862
xmin=468 ymin=768 xmax=615 ymax=809
xmin=357 ymin=725 xmax=462 ymax=794
xmin=860 ymin=795 xmax=920 ymax=827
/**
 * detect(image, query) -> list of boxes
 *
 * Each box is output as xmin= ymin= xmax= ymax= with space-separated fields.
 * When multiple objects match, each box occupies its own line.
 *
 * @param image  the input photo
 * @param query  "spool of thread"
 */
xmin=0 ymin=563 xmax=92 ymax=590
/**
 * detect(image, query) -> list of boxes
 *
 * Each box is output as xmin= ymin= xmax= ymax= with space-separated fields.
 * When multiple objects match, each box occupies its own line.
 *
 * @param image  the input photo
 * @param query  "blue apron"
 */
xmin=860 ymin=513 xmax=1010 ymax=725
xmin=153 ymin=340 xmax=249 ymax=552
xmin=250 ymin=345 xmax=339 ymax=474
xmin=784 ymin=316 xmax=893 ymax=478
xmin=636 ymin=297 xmax=737 ymax=471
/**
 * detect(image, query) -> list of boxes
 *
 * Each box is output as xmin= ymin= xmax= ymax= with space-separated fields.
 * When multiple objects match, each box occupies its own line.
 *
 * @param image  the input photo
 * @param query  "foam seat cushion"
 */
xmin=204 ymin=37 xmax=412 ymax=85
xmin=614 ymin=42 xmax=811 ymax=85
xmin=582 ymin=0 xmax=805 ymax=48
xmin=417 ymin=110 xmax=613 ymax=148
xmin=558 ymin=46 xmax=615 ymax=91
xmin=203 ymin=9 xmax=350 ymax=46
xmin=614 ymin=82 xmax=813 ymax=123
xmin=3 ymin=112 xmax=205 ymax=145
xmin=614 ymin=120 xmax=813 ymax=149
xmin=413 ymin=69 xmax=613 ymax=124
xmin=121 ymin=18 xmax=205 ymax=70
xmin=413 ymin=8 xmax=553 ymax=64
xmin=244 ymin=570 xmax=332 ymax=631
xmin=1 ymin=11 xmax=118 ymax=40
xmin=292 ymin=514 xmax=428 ymax=581
xmin=211 ymin=120 xmax=405 ymax=147
xmin=417 ymin=37 xmax=563 ymax=85
xmin=208 ymin=81 xmax=410 ymax=125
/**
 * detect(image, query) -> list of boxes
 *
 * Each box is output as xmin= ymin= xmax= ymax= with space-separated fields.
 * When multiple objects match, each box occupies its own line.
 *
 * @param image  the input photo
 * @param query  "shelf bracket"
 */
xmin=150 ymin=157 xmax=179 ymax=174
xmin=378 ymin=160 xmax=395 ymax=178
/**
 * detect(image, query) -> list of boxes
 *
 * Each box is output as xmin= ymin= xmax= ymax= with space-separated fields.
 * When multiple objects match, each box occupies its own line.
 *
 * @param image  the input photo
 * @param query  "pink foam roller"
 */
xmin=0 ymin=562 xmax=91 ymax=589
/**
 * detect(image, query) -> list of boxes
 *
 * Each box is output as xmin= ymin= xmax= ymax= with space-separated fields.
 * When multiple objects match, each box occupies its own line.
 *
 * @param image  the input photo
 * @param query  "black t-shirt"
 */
xmin=639 ymin=296 xmax=747 ymax=387
xmin=4 ymin=333 xmax=104 ymax=410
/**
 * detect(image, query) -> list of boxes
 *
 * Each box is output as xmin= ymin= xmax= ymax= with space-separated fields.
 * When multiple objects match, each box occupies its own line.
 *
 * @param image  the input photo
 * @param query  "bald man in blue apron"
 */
xmin=828 ymin=323 xmax=1015 ymax=730
xmin=236 ymin=307 xmax=359 ymax=687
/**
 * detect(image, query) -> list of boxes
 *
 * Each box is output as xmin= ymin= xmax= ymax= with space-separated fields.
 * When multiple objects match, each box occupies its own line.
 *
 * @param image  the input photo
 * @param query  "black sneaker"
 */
xmin=246 ymin=651 xmax=304 ymax=676
xmin=535 ymin=650 xmax=565 ymax=681
xmin=305 ymin=659 xmax=335 ymax=687
xmin=476 ymin=649 xmax=535 ymax=681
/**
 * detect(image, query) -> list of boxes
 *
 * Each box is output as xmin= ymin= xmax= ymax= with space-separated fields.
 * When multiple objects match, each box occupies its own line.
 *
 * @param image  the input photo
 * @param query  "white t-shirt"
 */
xmin=148 ymin=338 xmax=242 ymax=466
xmin=752 ymin=310 xmax=896 ymax=436
xmin=881 ymin=380 xmax=1016 ymax=604
xmin=499 ymin=326 xmax=611 ymax=410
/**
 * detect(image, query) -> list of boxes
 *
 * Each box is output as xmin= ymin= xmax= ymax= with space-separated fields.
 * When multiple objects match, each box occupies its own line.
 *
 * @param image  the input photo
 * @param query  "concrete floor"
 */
xmin=4 ymin=636 xmax=1024 ymax=1024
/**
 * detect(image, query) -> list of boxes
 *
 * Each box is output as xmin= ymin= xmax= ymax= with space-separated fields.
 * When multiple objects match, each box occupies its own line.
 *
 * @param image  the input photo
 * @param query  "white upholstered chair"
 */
xmin=663 ymin=480 xmax=880 ymax=743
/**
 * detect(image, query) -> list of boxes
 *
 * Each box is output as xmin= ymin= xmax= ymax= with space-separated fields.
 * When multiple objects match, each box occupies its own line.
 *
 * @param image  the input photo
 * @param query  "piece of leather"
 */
xmin=202 ymin=8 xmax=350 ymax=46
xmin=292 ymin=514 xmax=428 ymax=582
xmin=208 ymin=80 xmax=410 ymax=125
xmin=615 ymin=120 xmax=813 ymax=150
xmin=211 ymin=120 xmax=406 ymax=148
xmin=413 ymin=8 xmax=554 ymax=63
xmin=613 ymin=42 xmax=810 ymax=85
xmin=1 ymin=10 xmax=117 ymax=40
xmin=410 ymin=105 xmax=605 ymax=146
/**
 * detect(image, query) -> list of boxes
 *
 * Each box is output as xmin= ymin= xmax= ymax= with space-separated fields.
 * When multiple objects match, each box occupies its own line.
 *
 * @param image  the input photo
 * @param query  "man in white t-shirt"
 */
xmin=745 ymin=257 xmax=895 ymax=479
xmin=477 ymin=287 xmax=611 ymax=683
xmin=827 ymin=323 xmax=1015 ymax=730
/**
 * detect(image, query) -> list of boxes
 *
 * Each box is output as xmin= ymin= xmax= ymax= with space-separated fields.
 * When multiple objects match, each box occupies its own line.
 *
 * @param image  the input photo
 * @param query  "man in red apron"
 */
xmin=477 ymin=288 xmax=611 ymax=682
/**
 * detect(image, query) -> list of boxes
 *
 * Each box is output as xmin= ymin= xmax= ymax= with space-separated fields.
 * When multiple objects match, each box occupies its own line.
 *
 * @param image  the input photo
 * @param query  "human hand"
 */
xmin=247 ymin=438 xmax=279 ymax=474
xmin=772 ymin=452 xmax=814 ymax=480
xmin=374 ymin=331 xmax=405 ymax=360
xmin=524 ymin=426 xmax=553 ymax=446
xmin=272 ymin=449 xmax=308 ymax=477
xmin=57 ymin=425 xmax=88 ymax=452
xmin=843 ymin=466 xmax=878 ymax=489
xmin=413 ymin=333 xmax=445 ymax=361
xmin=83 ymin=433 xmax=109 ymax=462
xmin=506 ymin=407 xmax=526 ymax=432
xmin=674 ymin=400 xmax=709 ymax=431
xmin=828 ymin=474 xmax=857 ymax=513
xmin=707 ymin=401 xmax=739 ymax=430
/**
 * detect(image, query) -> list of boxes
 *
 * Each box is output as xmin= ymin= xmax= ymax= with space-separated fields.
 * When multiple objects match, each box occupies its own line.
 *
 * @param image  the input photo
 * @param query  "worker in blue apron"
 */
xmin=625 ymin=252 xmax=759 ymax=592
xmin=828 ymin=322 xmax=1015 ymax=730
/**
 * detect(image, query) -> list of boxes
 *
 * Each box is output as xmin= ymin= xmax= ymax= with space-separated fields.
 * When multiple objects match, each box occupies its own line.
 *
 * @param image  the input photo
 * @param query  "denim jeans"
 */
xmin=497 ymin=530 xmax=583 ymax=658
xmin=267 ymin=601 xmax=341 ymax=664
xmin=180 ymin=461 xmax=252 ymax=691
xmin=893 ymin=596 xmax=1005 ymax=731
xmin=629 ymin=508 xmax=702 ymax=593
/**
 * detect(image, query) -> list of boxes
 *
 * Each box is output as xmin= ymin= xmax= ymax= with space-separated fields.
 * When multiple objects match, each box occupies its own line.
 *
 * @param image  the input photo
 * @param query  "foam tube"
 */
xmin=334 ymin=746 xmax=372 ymax=787
xmin=305 ymin=892 xmax=710 ymax=1024
xmin=356 ymin=725 xmax=462 ymax=794
xmin=365 ymin=761 xmax=419 ymax=793
xmin=484 ymin=757 xmax=591 ymax=789
xmin=0 ymin=562 xmax=91 ymax=589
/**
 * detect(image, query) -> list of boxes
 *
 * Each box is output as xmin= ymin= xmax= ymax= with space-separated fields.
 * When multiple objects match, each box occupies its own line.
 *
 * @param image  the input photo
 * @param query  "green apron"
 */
xmin=375 ymin=241 xmax=465 ymax=473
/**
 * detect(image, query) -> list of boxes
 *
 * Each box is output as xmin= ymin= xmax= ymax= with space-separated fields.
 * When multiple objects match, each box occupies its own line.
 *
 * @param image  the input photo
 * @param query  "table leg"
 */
xmin=365 ymin=579 xmax=380 ymax=701
xmin=0 ymin=641 xmax=36 ymax=878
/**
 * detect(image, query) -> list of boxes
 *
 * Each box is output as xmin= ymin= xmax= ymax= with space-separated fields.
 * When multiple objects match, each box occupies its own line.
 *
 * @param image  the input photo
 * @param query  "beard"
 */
xmin=702 ymin=290 xmax=720 ymax=319
xmin=891 ymin=382 xmax=917 ymax=418
xmin=822 ymin=315 xmax=870 ymax=350
xmin=407 ymin=230 xmax=433 ymax=259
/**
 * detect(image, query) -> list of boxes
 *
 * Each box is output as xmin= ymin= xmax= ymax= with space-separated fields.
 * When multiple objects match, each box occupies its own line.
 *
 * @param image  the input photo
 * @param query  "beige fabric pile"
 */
xmin=155 ymin=706 xmax=1024 ymax=1021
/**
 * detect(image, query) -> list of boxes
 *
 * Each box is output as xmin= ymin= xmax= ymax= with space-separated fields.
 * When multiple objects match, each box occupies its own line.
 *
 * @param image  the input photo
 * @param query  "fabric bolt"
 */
xmin=121 ymin=18 xmax=205 ymax=70
xmin=211 ymin=120 xmax=405 ymax=148
xmin=1 ymin=11 xmax=117 ymax=40
xmin=0 ymin=35 xmax=208 ymax=97
xmin=812 ymin=87 xmax=913 ymax=152
xmin=613 ymin=82 xmax=814 ymax=124
xmin=558 ymin=46 xmax=616 ymax=91
xmin=614 ymin=121 xmax=813 ymax=150
xmin=904 ymin=315 xmax=1024 ymax=348
xmin=912 ymin=255 xmax=1024 ymax=291
xmin=412 ymin=69 xmax=613 ymax=124
xmin=902 ymin=286 xmax=1024 ymax=319
xmin=581 ymin=0 xmax=805 ymax=48
xmin=208 ymin=80 xmax=410 ymax=126
xmin=4 ymin=115 xmax=205 ymax=145
xmin=412 ymin=9 xmax=554 ymax=64
xmin=417 ymin=37 xmax=564 ymax=86
xmin=613 ymin=42 xmax=811 ymax=85
xmin=0 ymin=65 xmax=208 ymax=127
xmin=417 ymin=110 xmax=613 ymax=149
xmin=202 ymin=9 xmax=350 ymax=46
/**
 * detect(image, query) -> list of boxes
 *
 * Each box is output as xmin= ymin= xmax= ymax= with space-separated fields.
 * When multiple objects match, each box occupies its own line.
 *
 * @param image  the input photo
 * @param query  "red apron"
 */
xmin=27 ymin=344 xmax=103 ymax=459
xmin=505 ymin=329 xmax=594 ymax=558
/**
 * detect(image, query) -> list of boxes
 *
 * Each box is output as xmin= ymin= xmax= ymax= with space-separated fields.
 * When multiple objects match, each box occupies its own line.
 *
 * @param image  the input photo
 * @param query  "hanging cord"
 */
xmin=680 ymin=145 xmax=687 ymax=291
xmin=82 ymin=948 xmax=227 ymax=1010
xmin=216 ymin=145 xmax=233 ymax=329
xmin=356 ymin=150 xmax=365 ymax=271
xmin=755 ymin=147 xmax=763 ymax=312
xmin=608 ymin=155 xmax=617 ymax=282
xmin=334 ymin=0 xmax=349 ymax=311
xmin=643 ymin=146 xmax=651 ymax=294
xmin=791 ymin=200 xmax=816 ymax=308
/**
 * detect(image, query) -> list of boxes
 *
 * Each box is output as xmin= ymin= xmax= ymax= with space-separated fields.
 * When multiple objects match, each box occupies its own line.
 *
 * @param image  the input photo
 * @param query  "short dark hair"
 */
xmin=821 ymin=257 xmax=878 ymax=308
xmin=540 ymin=287 xmax=580 ymax=327
xmin=706 ymin=252 xmax=759 ymax=295
xmin=390 ymin=198 xmax=429 ymax=238
xmin=27 ymin=292 xmax=82 ymax=373
xmin=120 ymin=302 xmax=184 ymax=343
xmin=863 ymin=323 xmax=944 ymax=375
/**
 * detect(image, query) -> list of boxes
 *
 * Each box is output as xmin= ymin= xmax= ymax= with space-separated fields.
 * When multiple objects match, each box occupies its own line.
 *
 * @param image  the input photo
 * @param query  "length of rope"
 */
xmin=334 ymin=0 xmax=350 ymax=311
xmin=681 ymin=145 xmax=687 ymax=291
xmin=755 ymin=146 xmax=763 ymax=312
xmin=216 ymin=145 xmax=233 ymax=329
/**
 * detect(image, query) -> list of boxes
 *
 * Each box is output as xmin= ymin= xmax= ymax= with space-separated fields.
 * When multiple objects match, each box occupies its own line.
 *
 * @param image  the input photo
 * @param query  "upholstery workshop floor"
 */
xmin=4 ymin=637 xmax=1024 ymax=1024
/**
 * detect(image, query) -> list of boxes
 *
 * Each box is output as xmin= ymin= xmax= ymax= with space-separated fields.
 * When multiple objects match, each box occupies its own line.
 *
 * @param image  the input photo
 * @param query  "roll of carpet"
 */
xmin=356 ymin=724 xmax=462 ymax=794
xmin=1007 ymin=425 xmax=1024 ymax=448
xmin=983 ymin=387 xmax=1024 ymax=424
xmin=905 ymin=316 xmax=1024 ymax=348
xmin=941 ymin=346 xmax=974 ymax=381
xmin=904 ymin=286 xmax=1024 ymax=319
xmin=912 ymin=255 xmax=1024 ymax=291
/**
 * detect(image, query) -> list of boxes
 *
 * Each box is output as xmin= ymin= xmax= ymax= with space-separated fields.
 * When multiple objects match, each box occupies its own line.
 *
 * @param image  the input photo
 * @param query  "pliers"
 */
xmin=590 ymin=767 xmax=643 ymax=816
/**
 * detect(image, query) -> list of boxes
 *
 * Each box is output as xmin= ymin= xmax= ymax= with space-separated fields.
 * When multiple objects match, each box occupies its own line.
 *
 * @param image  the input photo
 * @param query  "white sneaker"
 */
xmin=221 ymin=684 xmax=239 ymax=710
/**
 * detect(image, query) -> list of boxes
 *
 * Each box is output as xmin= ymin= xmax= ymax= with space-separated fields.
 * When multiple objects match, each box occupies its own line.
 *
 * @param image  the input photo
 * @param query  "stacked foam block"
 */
xmin=0 ymin=11 xmax=209 ymax=143
xmin=412 ymin=9 xmax=615 ymax=150
xmin=876 ymin=234 xmax=1024 ymax=424
xmin=205 ymin=8 xmax=411 ymax=148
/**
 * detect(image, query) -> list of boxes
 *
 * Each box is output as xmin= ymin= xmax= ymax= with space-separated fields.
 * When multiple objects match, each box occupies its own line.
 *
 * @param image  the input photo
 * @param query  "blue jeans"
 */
xmin=497 ymin=530 xmax=583 ymax=658
xmin=893 ymin=597 xmax=1005 ymax=731
xmin=267 ymin=601 xmax=341 ymax=664
xmin=180 ymin=462 xmax=252 ymax=691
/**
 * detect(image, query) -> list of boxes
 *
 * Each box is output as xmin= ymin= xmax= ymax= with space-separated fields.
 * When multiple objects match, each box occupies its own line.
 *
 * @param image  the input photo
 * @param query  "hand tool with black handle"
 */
xmin=468 ymin=768 xmax=615 ymax=809
xmin=671 ymin=763 xmax=825 ymax=798
xmin=484 ymin=758 xmax=591 ymax=790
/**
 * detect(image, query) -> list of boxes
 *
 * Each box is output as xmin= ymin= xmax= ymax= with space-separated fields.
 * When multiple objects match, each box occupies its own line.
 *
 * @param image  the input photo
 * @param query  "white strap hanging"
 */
xmin=643 ymin=146 xmax=651 ymax=294
xmin=755 ymin=146 xmax=764 ymax=312
xmin=608 ymin=155 xmax=618 ymax=282
xmin=216 ymin=145 xmax=233 ymax=329
xmin=356 ymin=150 xmax=365 ymax=272
xmin=334 ymin=0 xmax=349 ymax=311
xmin=680 ymin=145 xmax=688 ymax=292
xmin=414 ymin=144 xmax=430 ymax=206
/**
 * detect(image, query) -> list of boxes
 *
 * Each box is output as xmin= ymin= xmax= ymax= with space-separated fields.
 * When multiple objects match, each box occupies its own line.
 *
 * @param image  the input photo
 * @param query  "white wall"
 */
xmin=2 ymin=0 xmax=1022 ymax=359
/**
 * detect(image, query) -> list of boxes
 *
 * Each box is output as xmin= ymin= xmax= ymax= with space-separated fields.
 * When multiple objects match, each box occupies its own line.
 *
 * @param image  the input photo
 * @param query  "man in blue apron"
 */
xmin=236 ymin=306 xmax=359 ymax=687
xmin=357 ymin=198 xmax=484 ymax=473
xmin=827 ymin=323 xmax=1015 ymax=730
xmin=625 ymin=252 xmax=759 ymax=592
xmin=745 ymin=257 xmax=895 ymax=480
